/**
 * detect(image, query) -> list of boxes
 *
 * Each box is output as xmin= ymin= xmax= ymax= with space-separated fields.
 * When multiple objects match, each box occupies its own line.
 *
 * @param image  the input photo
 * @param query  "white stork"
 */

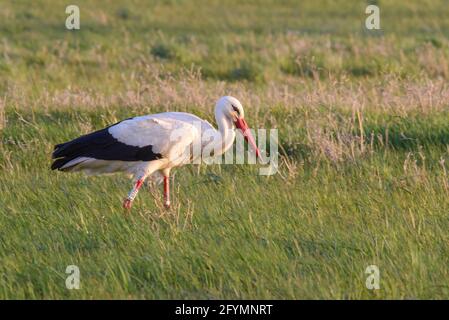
xmin=51 ymin=96 xmax=261 ymax=210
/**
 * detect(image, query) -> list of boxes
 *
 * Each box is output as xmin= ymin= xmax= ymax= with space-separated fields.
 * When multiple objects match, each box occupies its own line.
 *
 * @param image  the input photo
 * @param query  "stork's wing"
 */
xmin=108 ymin=115 xmax=199 ymax=163
xmin=52 ymin=115 xmax=199 ymax=171
xmin=109 ymin=116 xmax=198 ymax=156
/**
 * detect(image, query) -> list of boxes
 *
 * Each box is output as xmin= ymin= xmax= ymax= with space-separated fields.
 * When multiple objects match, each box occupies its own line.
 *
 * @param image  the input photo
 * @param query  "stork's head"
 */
xmin=216 ymin=96 xmax=261 ymax=159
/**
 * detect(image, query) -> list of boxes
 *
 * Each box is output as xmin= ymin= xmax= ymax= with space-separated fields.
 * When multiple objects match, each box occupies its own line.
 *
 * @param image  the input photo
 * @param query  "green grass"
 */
xmin=1 ymin=0 xmax=449 ymax=299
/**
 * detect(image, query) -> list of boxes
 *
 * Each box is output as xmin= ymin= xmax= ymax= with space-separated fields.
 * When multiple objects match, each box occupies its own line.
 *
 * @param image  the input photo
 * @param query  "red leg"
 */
xmin=123 ymin=178 xmax=144 ymax=210
xmin=163 ymin=175 xmax=170 ymax=209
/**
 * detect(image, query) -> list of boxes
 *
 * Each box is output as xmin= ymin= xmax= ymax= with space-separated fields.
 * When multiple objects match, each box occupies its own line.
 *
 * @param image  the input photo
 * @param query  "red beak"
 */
xmin=234 ymin=118 xmax=261 ymax=159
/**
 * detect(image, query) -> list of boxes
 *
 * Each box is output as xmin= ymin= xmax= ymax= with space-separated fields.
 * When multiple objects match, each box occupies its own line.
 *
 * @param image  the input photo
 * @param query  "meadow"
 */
xmin=1 ymin=0 xmax=449 ymax=299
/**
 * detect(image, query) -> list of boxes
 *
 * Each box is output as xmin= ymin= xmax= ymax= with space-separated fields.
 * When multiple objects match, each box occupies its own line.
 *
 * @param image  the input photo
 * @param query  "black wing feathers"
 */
xmin=51 ymin=125 xmax=162 ymax=171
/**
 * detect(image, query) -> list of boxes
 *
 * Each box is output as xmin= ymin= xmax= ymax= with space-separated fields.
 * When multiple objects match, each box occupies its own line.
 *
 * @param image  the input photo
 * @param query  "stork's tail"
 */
xmin=51 ymin=141 xmax=86 ymax=171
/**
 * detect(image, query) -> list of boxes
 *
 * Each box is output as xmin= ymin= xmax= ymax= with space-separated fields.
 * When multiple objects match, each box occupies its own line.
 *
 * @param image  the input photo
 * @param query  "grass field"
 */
xmin=1 ymin=0 xmax=449 ymax=299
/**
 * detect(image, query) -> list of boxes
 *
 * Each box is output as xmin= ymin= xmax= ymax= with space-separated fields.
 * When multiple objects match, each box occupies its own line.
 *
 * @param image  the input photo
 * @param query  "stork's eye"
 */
xmin=231 ymin=104 xmax=240 ymax=115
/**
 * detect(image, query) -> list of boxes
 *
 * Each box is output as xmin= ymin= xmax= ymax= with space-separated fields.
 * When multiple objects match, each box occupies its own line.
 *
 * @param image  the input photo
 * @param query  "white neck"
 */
xmin=211 ymin=109 xmax=236 ymax=157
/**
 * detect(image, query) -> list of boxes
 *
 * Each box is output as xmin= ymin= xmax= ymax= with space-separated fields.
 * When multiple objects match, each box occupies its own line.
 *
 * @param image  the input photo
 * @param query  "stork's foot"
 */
xmin=164 ymin=201 xmax=171 ymax=209
xmin=123 ymin=198 xmax=133 ymax=210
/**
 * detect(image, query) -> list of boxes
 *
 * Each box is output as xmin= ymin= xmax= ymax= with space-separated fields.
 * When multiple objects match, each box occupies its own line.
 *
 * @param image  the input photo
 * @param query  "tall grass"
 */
xmin=1 ymin=0 xmax=449 ymax=299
